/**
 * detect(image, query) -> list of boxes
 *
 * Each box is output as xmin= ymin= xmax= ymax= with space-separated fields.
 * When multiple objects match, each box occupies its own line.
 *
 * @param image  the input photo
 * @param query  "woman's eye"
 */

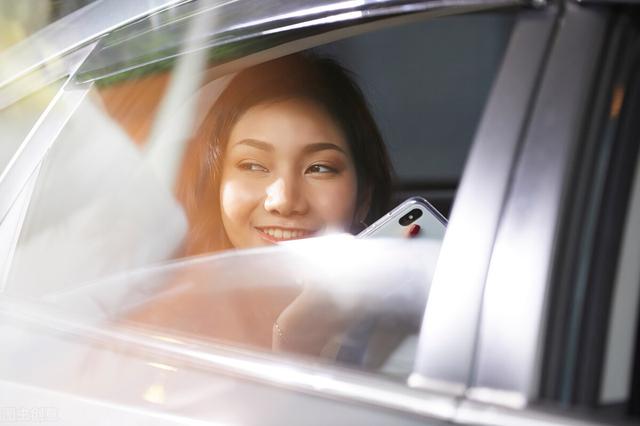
xmin=237 ymin=162 xmax=268 ymax=172
xmin=306 ymin=164 xmax=338 ymax=174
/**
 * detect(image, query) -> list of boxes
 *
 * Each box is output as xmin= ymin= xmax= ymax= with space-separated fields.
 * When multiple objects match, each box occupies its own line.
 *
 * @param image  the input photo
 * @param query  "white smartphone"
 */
xmin=357 ymin=196 xmax=447 ymax=240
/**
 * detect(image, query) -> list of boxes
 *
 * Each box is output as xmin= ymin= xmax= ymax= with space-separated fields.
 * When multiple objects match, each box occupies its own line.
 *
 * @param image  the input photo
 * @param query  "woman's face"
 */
xmin=219 ymin=98 xmax=359 ymax=249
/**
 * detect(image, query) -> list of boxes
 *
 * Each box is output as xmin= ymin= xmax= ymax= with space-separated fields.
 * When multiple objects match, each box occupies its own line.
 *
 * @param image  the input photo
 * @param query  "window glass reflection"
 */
xmin=0 ymin=1 xmax=98 ymax=51
xmin=0 ymin=79 xmax=62 ymax=174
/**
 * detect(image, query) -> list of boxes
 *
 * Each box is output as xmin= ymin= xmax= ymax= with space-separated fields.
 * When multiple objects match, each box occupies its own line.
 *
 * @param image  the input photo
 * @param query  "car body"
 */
xmin=0 ymin=0 xmax=639 ymax=424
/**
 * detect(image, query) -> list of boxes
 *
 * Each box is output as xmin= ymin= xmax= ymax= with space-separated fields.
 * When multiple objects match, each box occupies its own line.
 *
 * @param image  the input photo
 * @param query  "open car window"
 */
xmin=0 ymin=0 xmax=517 ymax=395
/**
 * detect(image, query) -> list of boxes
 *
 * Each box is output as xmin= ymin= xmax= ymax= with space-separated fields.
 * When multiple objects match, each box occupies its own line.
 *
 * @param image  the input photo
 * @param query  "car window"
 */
xmin=0 ymin=290 xmax=454 ymax=425
xmin=44 ymin=237 xmax=440 ymax=378
xmin=1 ymin=9 xmax=515 ymax=385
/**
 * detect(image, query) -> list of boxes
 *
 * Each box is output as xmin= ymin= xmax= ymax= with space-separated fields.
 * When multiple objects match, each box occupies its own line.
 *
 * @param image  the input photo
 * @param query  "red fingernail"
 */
xmin=409 ymin=224 xmax=421 ymax=237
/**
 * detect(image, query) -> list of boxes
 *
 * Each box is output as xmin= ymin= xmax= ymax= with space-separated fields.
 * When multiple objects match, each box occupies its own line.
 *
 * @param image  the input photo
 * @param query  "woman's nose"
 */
xmin=264 ymin=176 xmax=308 ymax=216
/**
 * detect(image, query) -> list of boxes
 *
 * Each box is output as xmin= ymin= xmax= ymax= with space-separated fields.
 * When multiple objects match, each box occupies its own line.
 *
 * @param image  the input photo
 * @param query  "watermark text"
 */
xmin=0 ymin=406 xmax=59 ymax=423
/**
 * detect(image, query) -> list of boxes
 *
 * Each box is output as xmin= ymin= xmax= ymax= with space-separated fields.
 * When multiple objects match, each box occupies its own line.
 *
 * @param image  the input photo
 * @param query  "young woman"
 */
xmin=177 ymin=53 xmax=393 ymax=256
xmin=134 ymin=53 xmax=396 ymax=359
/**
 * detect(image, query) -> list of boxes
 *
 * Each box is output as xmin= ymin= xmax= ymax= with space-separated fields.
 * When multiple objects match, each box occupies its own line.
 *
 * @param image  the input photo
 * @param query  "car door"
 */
xmin=0 ymin=0 xmax=566 ymax=424
xmin=458 ymin=1 xmax=640 ymax=425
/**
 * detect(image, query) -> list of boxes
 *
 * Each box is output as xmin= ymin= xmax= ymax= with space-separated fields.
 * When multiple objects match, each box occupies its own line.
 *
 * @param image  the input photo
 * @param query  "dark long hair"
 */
xmin=177 ymin=53 xmax=393 ymax=255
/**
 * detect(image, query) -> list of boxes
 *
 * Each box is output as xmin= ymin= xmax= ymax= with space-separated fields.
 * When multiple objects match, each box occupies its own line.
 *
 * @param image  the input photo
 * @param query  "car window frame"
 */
xmin=410 ymin=5 xmax=558 ymax=397
xmin=467 ymin=0 xmax=611 ymax=406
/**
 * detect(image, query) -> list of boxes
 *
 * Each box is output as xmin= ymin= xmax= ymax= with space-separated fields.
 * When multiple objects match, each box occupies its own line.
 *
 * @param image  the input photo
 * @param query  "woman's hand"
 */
xmin=272 ymin=284 xmax=364 ymax=357
xmin=273 ymin=227 xmax=423 ymax=358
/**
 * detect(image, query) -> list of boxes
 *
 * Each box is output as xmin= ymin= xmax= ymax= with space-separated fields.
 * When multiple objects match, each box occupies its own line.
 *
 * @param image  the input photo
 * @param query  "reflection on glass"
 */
xmin=147 ymin=362 xmax=178 ymax=372
xmin=0 ymin=1 xmax=98 ymax=51
xmin=0 ymin=79 xmax=62 ymax=174
xmin=44 ymin=236 xmax=441 ymax=379
xmin=0 ymin=288 xmax=453 ymax=422
xmin=4 ymin=83 xmax=189 ymax=297
xmin=143 ymin=383 xmax=166 ymax=404
xmin=4 ymin=45 xmax=206 ymax=297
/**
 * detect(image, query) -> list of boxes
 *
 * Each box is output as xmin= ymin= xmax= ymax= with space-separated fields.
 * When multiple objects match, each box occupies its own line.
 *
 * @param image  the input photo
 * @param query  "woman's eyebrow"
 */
xmin=232 ymin=139 xmax=274 ymax=152
xmin=302 ymin=142 xmax=346 ymax=155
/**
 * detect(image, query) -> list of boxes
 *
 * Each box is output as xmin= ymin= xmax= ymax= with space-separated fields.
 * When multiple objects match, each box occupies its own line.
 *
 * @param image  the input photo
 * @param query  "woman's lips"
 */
xmin=255 ymin=226 xmax=316 ymax=243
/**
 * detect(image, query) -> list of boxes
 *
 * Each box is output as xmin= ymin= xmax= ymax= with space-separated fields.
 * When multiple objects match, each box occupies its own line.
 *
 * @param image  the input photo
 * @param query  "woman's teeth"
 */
xmin=260 ymin=228 xmax=310 ymax=240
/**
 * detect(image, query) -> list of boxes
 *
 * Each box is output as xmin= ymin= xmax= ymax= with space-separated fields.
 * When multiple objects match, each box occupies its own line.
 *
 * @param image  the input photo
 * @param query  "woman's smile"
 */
xmin=254 ymin=226 xmax=317 ymax=243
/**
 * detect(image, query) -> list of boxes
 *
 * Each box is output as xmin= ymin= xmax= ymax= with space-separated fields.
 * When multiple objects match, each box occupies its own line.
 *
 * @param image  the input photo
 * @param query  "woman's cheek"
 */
xmin=311 ymin=179 xmax=358 ymax=226
xmin=220 ymin=176 xmax=263 ymax=220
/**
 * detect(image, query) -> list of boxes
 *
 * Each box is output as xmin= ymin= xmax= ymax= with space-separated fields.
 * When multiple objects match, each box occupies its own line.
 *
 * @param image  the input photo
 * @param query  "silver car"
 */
xmin=0 ymin=0 xmax=639 ymax=424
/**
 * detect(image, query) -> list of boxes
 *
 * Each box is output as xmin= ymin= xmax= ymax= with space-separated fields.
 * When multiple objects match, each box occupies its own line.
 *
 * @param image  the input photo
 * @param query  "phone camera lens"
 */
xmin=399 ymin=208 xmax=423 ymax=226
